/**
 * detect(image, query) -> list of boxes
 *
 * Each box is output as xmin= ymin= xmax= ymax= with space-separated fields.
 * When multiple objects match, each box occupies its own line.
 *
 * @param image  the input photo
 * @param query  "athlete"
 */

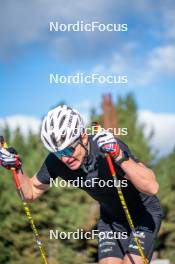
xmin=0 ymin=105 xmax=163 ymax=264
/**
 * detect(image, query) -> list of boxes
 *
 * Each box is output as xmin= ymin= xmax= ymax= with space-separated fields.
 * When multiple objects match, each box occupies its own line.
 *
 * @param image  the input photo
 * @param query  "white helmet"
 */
xmin=41 ymin=105 xmax=85 ymax=152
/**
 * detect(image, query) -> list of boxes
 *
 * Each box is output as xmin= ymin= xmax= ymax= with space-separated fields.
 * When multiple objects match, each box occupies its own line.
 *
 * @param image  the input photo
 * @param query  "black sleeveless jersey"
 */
xmin=36 ymin=136 xmax=163 ymax=223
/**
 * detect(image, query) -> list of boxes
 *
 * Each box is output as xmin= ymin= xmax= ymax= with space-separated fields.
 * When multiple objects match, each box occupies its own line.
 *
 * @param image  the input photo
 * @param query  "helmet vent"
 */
xmin=44 ymin=121 xmax=47 ymax=132
xmin=59 ymin=116 xmax=66 ymax=129
xmin=51 ymin=133 xmax=57 ymax=146
xmin=50 ymin=118 xmax=54 ymax=129
xmin=57 ymin=111 xmax=61 ymax=118
xmin=43 ymin=136 xmax=51 ymax=148
xmin=69 ymin=130 xmax=73 ymax=138
xmin=60 ymin=130 xmax=66 ymax=143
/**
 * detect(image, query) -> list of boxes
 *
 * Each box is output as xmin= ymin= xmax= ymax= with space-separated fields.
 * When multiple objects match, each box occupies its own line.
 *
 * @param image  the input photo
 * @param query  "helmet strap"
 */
xmin=79 ymin=138 xmax=97 ymax=173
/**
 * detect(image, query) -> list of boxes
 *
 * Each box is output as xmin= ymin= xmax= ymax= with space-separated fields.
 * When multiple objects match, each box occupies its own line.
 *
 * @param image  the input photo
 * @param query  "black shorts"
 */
xmin=97 ymin=213 xmax=162 ymax=262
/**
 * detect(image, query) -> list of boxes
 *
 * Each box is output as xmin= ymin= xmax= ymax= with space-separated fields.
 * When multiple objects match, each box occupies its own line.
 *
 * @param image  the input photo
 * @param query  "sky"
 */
xmin=0 ymin=0 xmax=175 ymax=156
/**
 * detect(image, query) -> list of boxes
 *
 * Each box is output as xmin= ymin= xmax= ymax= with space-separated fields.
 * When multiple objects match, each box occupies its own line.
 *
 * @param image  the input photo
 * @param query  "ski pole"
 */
xmin=92 ymin=123 xmax=148 ymax=264
xmin=0 ymin=136 xmax=49 ymax=264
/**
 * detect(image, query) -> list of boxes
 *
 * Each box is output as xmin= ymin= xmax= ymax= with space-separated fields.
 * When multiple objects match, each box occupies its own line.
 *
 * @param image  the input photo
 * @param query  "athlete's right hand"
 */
xmin=0 ymin=147 xmax=22 ymax=170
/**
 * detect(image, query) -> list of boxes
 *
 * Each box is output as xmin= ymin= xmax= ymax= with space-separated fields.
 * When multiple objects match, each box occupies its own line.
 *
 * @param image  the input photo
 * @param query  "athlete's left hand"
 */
xmin=93 ymin=130 xmax=120 ymax=159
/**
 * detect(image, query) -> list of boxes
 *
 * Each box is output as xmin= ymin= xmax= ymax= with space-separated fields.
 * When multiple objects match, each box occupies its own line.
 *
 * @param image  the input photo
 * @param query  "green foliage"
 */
xmin=116 ymin=93 xmax=154 ymax=164
xmin=154 ymin=150 xmax=175 ymax=263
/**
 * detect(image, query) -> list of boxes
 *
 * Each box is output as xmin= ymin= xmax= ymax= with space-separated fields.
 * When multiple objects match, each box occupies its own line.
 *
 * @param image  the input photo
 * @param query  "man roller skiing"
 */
xmin=0 ymin=105 xmax=163 ymax=264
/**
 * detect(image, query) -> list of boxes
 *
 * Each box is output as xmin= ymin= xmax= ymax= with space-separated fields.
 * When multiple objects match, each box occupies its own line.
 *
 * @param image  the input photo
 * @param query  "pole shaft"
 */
xmin=11 ymin=169 xmax=49 ymax=264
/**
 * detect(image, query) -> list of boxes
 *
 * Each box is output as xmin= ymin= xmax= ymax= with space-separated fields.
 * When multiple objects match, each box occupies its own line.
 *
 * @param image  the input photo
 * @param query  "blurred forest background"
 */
xmin=0 ymin=94 xmax=174 ymax=264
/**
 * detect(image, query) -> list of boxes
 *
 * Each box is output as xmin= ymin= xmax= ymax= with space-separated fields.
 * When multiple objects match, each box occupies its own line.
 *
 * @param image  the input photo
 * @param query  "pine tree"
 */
xmin=116 ymin=93 xmax=154 ymax=165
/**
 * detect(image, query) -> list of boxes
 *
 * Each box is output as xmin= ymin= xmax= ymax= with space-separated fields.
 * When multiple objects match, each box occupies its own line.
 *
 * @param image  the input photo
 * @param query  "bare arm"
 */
xmin=16 ymin=170 xmax=49 ymax=202
xmin=116 ymin=150 xmax=159 ymax=195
